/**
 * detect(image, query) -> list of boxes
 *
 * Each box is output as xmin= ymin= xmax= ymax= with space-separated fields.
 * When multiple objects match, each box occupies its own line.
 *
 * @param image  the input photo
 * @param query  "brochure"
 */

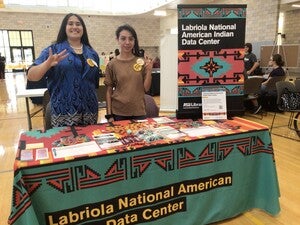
xmin=52 ymin=141 xmax=101 ymax=159
xmin=93 ymin=133 xmax=123 ymax=149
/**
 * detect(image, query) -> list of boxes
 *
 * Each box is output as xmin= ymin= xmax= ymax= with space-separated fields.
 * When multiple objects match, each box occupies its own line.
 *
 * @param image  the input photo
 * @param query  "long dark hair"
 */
xmin=56 ymin=13 xmax=92 ymax=48
xmin=115 ymin=24 xmax=141 ymax=57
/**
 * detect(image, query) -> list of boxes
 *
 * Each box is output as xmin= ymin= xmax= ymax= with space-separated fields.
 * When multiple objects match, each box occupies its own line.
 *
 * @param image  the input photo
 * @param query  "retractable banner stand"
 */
xmin=176 ymin=4 xmax=246 ymax=119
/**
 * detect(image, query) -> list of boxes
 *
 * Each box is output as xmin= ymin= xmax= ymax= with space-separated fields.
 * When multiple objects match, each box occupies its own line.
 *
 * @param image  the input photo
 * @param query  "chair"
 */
xmin=270 ymin=81 xmax=299 ymax=134
xmin=293 ymin=79 xmax=300 ymax=136
xmin=44 ymin=102 xmax=52 ymax=130
xmin=144 ymin=94 xmax=159 ymax=118
xmin=244 ymin=77 xmax=264 ymax=97
xmin=261 ymin=75 xmax=286 ymax=112
xmin=42 ymin=90 xmax=52 ymax=130
xmin=97 ymin=85 xmax=107 ymax=108
xmin=264 ymin=75 xmax=286 ymax=93
xmin=26 ymin=76 xmax=47 ymax=105
xmin=294 ymin=79 xmax=300 ymax=91
xmin=243 ymin=77 xmax=264 ymax=117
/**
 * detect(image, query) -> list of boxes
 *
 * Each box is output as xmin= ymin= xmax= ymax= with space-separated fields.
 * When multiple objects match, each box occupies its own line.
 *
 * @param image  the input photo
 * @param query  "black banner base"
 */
xmin=176 ymin=109 xmax=202 ymax=120
xmin=227 ymin=109 xmax=245 ymax=118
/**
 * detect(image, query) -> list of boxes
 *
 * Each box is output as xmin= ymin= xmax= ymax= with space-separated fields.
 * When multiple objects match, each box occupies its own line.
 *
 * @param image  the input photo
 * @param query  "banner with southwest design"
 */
xmin=176 ymin=4 xmax=247 ymax=119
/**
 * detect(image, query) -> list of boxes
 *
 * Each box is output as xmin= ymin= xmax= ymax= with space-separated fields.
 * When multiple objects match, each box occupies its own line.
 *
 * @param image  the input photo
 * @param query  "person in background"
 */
xmin=27 ymin=13 xmax=100 ymax=127
xmin=251 ymin=53 xmax=286 ymax=114
xmin=243 ymin=43 xmax=260 ymax=79
xmin=104 ymin=24 xmax=153 ymax=122
xmin=114 ymin=48 xmax=120 ymax=57
xmin=0 ymin=53 xmax=6 ymax=79
xmin=152 ymin=56 xmax=160 ymax=68
xmin=99 ymin=51 xmax=106 ymax=75
xmin=109 ymin=51 xmax=114 ymax=61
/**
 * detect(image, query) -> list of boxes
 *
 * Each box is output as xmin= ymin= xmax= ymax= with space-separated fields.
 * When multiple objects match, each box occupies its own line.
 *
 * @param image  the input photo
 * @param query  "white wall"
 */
xmin=160 ymin=34 xmax=178 ymax=112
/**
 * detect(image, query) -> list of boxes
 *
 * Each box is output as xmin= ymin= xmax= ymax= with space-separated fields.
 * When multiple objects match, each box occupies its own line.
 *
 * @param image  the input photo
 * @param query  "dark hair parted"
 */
xmin=115 ymin=24 xmax=141 ymax=57
xmin=244 ymin=43 xmax=253 ymax=53
xmin=272 ymin=54 xmax=285 ymax=67
xmin=56 ymin=13 xmax=92 ymax=48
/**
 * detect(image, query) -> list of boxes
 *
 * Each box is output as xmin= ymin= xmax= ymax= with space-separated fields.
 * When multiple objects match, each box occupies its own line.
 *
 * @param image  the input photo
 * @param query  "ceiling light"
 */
xmin=154 ymin=10 xmax=167 ymax=16
xmin=292 ymin=4 xmax=300 ymax=8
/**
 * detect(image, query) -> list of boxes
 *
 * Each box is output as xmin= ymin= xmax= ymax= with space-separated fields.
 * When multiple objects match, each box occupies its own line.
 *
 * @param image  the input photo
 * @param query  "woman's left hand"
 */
xmin=144 ymin=56 xmax=153 ymax=74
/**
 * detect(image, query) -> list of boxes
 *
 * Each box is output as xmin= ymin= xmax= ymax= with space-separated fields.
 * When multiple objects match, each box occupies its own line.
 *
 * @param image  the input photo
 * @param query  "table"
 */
xmin=294 ymin=112 xmax=300 ymax=136
xmin=8 ymin=117 xmax=280 ymax=225
xmin=16 ymin=88 xmax=47 ymax=130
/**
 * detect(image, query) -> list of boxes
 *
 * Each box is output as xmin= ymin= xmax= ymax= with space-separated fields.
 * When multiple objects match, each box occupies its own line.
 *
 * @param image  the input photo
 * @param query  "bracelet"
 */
xmin=105 ymin=114 xmax=113 ymax=120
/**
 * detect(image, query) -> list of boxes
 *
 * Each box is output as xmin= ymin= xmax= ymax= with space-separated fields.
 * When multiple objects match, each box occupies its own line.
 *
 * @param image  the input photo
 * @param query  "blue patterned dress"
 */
xmin=32 ymin=41 xmax=100 ymax=127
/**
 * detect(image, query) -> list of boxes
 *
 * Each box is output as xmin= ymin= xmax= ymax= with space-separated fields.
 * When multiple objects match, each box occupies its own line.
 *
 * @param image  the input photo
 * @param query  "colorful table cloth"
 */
xmin=9 ymin=117 xmax=280 ymax=225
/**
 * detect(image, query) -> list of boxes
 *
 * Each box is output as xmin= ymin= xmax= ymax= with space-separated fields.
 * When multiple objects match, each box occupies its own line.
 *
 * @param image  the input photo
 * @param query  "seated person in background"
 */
xmin=251 ymin=54 xmax=286 ymax=114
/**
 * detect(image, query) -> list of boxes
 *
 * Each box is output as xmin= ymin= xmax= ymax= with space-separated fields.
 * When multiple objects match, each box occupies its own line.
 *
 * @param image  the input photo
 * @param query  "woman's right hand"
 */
xmin=46 ymin=48 xmax=69 ymax=67
xmin=27 ymin=48 xmax=69 ymax=81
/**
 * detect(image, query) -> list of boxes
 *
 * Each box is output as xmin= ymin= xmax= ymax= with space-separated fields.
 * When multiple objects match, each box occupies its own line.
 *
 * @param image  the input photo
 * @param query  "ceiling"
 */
xmin=279 ymin=0 xmax=300 ymax=12
xmin=155 ymin=0 xmax=300 ymax=14
xmin=1 ymin=0 xmax=300 ymax=18
xmin=141 ymin=0 xmax=300 ymax=19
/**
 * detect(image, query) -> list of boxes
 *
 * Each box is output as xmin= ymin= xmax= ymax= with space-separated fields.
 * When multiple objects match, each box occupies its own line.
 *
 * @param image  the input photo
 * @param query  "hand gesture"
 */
xmin=144 ymin=56 xmax=153 ymax=74
xmin=46 ymin=48 xmax=69 ymax=67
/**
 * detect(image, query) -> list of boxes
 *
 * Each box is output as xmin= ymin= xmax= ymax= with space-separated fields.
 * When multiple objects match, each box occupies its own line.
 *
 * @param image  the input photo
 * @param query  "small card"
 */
xmin=26 ymin=143 xmax=44 ymax=149
xmin=20 ymin=149 xmax=34 ymax=161
xmin=36 ymin=148 xmax=49 ymax=160
xmin=152 ymin=117 xmax=175 ymax=124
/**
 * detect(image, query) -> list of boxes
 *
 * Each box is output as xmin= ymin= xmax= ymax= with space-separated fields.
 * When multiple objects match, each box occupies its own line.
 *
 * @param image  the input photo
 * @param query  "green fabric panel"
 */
xmin=9 ymin=130 xmax=280 ymax=225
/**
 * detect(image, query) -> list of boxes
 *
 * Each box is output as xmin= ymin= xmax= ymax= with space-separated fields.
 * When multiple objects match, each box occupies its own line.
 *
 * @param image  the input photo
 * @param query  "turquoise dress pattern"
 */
xmin=33 ymin=41 xmax=100 ymax=127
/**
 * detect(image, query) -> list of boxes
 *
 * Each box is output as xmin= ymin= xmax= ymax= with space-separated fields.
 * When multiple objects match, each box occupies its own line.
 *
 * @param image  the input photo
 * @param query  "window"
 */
xmin=0 ymin=30 xmax=34 ymax=64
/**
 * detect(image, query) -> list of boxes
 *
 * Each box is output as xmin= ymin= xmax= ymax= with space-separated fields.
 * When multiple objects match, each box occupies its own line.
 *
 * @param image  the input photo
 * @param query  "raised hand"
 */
xmin=46 ymin=48 xmax=69 ymax=67
xmin=144 ymin=56 xmax=153 ymax=74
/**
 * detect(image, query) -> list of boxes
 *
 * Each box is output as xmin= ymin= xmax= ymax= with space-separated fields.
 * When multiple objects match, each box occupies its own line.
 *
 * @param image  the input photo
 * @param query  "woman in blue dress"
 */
xmin=27 ymin=13 xmax=100 ymax=127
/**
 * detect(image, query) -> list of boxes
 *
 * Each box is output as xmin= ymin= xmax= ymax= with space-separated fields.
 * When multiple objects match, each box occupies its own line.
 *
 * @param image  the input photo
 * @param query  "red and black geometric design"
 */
xmin=131 ymin=150 xmax=174 ymax=178
xmin=78 ymin=159 xmax=127 ymax=189
xmin=177 ymin=134 xmax=272 ymax=169
xmin=178 ymin=6 xmax=246 ymax=19
xmin=10 ymin=174 xmax=32 ymax=224
xmin=177 ymin=4 xmax=247 ymax=117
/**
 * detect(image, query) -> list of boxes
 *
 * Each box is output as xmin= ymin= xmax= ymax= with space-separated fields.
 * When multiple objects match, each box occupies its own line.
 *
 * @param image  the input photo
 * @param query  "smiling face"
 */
xmin=117 ymin=29 xmax=135 ymax=55
xmin=66 ymin=15 xmax=83 ymax=41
